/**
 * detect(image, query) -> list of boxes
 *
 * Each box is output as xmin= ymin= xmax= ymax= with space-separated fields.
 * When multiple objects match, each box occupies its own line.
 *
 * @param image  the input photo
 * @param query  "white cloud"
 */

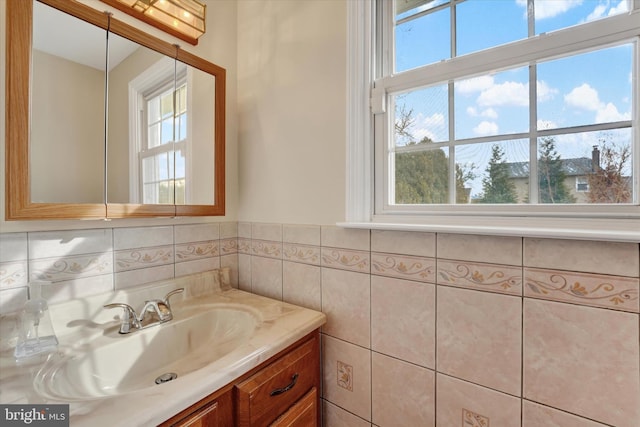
xmin=537 ymin=80 xmax=558 ymax=102
xmin=408 ymin=112 xmax=446 ymax=142
xmin=519 ymin=0 xmax=583 ymax=19
xmin=596 ymin=102 xmax=631 ymax=122
xmin=565 ymin=83 xmax=600 ymax=111
xmin=457 ymin=76 xmax=494 ymax=94
xmin=477 ymin=81 xmax=529 ymax=107
xmin=586 ymin=4 xmax=607 ymax=21
xmin=609 ymin=0 xmax=629 ymax=15
xmin=537 ymin=119 xmax=558 ymax=130
xmin=565 ymin=83 xmax=631 ymax=122
xmin=466 ymin=107 xmax=498 ymax=119
xmin=585 ymin=0 xmax=628 ymax=22
xmin=473 ymin=121 xmax=499 ymax=136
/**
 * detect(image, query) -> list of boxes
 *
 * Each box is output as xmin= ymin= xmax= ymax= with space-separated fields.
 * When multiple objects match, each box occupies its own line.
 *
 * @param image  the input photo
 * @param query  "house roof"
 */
xmin=506 ymin=157 xmax=593 ymax=179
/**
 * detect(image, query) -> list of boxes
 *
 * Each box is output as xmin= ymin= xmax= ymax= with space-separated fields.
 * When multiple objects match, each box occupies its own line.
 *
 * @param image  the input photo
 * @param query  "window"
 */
xmin=367 ymin=0 xmax=639 ymax=219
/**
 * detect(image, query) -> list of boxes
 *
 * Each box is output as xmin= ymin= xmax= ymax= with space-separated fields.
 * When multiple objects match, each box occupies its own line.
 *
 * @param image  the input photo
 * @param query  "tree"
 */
xmin=478 ymin=144 xmax=518 ymax=203
xmin=538 ymin=137 xmax=575 ymax=204
xmin=587 ymin=139 xmax=631 ymax=203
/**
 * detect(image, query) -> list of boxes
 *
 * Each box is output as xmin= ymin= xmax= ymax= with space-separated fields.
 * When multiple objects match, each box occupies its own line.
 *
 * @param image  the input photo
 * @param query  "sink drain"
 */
xmin=155 ymin=372 xmax=178 ymax=384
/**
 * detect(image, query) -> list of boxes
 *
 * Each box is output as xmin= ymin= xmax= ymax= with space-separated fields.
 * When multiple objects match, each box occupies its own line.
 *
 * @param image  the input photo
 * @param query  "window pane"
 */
xmin=456 ymin=139 xmax=529 ymax=203
xmin=161 ymin=117 xmax=174 ymax=145
xmin=394 ymin=146 xmax=450 ymax=204
xmin=147 ymin=123 xmax=160 ymax=149
xmin=538 ymin=129 xmax=632 ymax=204
xmin=537 ymin=44 xmax=632 ymax=130
xmin=534 ymin=0 xmax=630 ymax=35
xmin=160 ymin=91 xmax=173 ymax=118
xmin=455 ymin=67 xmax=529 ymax=140
xmin=456 ymin=0 xmax=527 ymax=57
xmin=148 ymin=97 xmax=161 ymax=124
xmin=394 ymin=85 xmax=449 ymax=146
xmin=395 ymin=6 xmax=450 ymax=72
xmin=177 ymin=113 xmax=187 ymax=141
xmin=396 ymin=0 xmax=448 ymax=20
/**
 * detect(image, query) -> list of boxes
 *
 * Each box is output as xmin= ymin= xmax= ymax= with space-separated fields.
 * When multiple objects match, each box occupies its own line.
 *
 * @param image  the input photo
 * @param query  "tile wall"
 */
xmin=0 ymin=223 xmax=239 ymax=314
xmin=238 ymin=223 xmax=640 ymax=427
xmin=1 ymin=221 xmax=639 ymax=426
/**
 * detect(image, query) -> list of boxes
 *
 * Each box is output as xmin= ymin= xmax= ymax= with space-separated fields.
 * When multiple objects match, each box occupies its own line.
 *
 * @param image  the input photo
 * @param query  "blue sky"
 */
xmin=393 ymin=0 xmax=633 ymax=198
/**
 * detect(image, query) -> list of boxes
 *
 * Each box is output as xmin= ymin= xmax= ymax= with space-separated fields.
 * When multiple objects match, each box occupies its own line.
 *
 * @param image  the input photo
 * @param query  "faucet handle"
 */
xmin=162 ymin=288 xmax=184 ymax=309
xmin=104 ymin=303 xmax=139 ymax=334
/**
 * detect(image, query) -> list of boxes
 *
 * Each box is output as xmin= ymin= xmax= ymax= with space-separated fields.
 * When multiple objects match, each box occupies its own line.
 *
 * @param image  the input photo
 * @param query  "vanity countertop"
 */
xmin=0 ymin=271 xmax=326 ymax=427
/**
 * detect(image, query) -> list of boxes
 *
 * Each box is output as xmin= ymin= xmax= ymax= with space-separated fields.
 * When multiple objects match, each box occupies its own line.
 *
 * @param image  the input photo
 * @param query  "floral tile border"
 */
xmin=175 ymin=240 xmax=219 ymax=263
xmin=251 ymin=239 xmax=282 ymax=259
xmin=371 ymin=252 xmax=435 ymax=283
xmin=462 ymin=408 xmax=490 ymax=427
xmin=283 ymin=243 xmax=321 ymax=266
xmin=237 ymin=238 xmax=251 ymax=255
xmin=321 ymin=247 xmax=370 ymax=273
xmin=0 ymin=261 xmax=27 ymax=290
xmin=524 ymin=267 xmax=639 ymax=312
xmin=220 ymin=238 xmax=238 ymax=255
xmin=30 ymin=253 xmax=114 ymax=282
xmin=438 ymin=259 xmax=522 ymax=296
xmin=337 ymin=360 xmax=354 ymax=392
xmin=114 ymin=246 xmax=174 ymax=273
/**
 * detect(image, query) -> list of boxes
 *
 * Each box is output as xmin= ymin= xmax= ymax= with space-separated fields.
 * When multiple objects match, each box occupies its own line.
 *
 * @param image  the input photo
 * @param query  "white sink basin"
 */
xmin=34 ymin=305 xmax=260 ymax=400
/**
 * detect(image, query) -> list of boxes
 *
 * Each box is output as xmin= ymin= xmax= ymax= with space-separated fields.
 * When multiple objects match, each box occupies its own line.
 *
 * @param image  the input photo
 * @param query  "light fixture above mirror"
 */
xmin=100 ymin=0 xmax=206 ymax=45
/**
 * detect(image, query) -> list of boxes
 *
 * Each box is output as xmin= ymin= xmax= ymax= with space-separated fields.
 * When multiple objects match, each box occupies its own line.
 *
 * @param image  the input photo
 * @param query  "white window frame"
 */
xmin=343 ymin=0 xmax=640 ymax=242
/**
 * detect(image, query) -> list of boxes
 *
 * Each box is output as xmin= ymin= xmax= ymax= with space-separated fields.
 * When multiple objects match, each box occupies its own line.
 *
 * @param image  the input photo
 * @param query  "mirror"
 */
xmin=5 ymin=0 xmax=225 ymax=220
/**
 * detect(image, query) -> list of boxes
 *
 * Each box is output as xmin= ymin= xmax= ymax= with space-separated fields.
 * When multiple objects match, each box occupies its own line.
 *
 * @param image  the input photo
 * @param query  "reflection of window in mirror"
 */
xmin=133 ymin=62 xmax=187 ymax=205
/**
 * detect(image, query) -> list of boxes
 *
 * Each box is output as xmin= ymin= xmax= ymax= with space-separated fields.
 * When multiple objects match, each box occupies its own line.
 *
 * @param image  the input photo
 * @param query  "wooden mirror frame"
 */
xmin=5 ymin=0 xmax=225 ymax=220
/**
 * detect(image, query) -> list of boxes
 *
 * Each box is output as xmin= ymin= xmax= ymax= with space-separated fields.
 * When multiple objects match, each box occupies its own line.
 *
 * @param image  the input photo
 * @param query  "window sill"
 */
xmin=338 ymin=215 xmax=640 ymax=243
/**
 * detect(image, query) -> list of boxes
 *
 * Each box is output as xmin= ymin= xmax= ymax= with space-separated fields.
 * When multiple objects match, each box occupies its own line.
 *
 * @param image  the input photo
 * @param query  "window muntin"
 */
xmin=378 ymin=0 xmax=638 ymax=212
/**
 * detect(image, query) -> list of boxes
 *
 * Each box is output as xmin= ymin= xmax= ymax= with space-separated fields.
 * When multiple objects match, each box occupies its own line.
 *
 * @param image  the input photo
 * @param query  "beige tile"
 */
xmin=523 ymin=401 xmax=609 ymax=427
xmin=114 ymin=265 xmax=174 ymax=289
xmin=219 ymin=222 xmax=237 ymax=239
xmin=321 ymin=269 xmax=370 ymax=348
xmin=322 ymin=335 xmax=371 ymax=422
xmin=0 ymin=287 xmax=28 ymax=315
xmin=238 ymin=254 xmax=251 ymax=292
xmin=437 ymin=233 xmax=522 ymax=266
xmin=438 ymin=260 xmax=522 ymax=296
xmin=371 ymin=252 xmax=435 ymax=283
xmin=371 ymin=230 xmax=435 ymax=257
xmin=0 ymin=233 xmax=27 ymax=263
xmin=175 ymin=241 xmax=219 ymax=263
xmin=113 ymin=246 xmax=172 ymax=273
xmin=283 ymin=261 xmax=321 ymax=311
xmin=30 ymin=229 xmax=113 ymax=258
xmin=220 ymin=255 xmax=238 ymax=288
xmin=371 ymin=276 xmax=435 ymax=368
xmin=283 ymin=243 xmax=321 ymax=266
xmin=237 ymin=238 xmax=251 ymax=255
xmin=323 ymin=400 xmax=370 ymax=427
xmin=321 ymin=226 xmax=370 ymax=251
xmin=0 ymin=261 xmax=27 ymax=290
xmin=523 ymin=299 xmax=640 ymax=427
xmin=220 ymin=238 xmax=238 ymax=256
xmin=437 ymin=286 xmax=522 ymax=395
xmin=251 ymin=240 xmax=282 ymax=259
xmin=238 ymin=222 xmax=251 ymax=238
xmin=43 ymin=275 xmax=113 ymax=303
xmin=525 ymin=267 xmax=639 ymax=312
xmin=174 ymin=223 xmax=219 ymax=244
xmin=372 ymin=352 xmax=435 ymax=427
xmin=250 ymin=257 xmax=282 ymax=300
xmin=524 ymin=238 xmax=639 ymax=277
xmin=283 ymin=224 xmax=321 ymax=245
xmin=436 ymin=374 xmax=521 ymax=427
xmin=175 ymin=257 xmax=220 ymax=277
xmin=31 ymin=252 xmax=113 ymax=279
xmin=321 ymin=247 xmax=370 ymax=273
xmin=251 ymin=222 xmax=282 ymax=241
xmin=112 ymin=227 xmax=171 ymax=251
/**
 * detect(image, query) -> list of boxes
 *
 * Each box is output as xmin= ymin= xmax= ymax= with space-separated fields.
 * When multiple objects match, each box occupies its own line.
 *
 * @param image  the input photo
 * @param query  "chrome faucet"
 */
xmin=104 ymin=288 xmax=184 ymax=334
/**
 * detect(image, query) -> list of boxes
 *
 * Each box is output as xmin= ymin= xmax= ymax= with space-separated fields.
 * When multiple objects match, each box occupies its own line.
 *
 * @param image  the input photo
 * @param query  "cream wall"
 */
xmin=0 ymin=0 xmax=239 ymax=232
xmin=237 ymin=0 xmax=347 ymax=225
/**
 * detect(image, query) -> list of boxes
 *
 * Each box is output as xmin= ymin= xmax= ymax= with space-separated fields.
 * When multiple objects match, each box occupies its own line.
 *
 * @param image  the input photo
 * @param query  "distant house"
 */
xmin=506 ymin=154 xmax=596 ymax=204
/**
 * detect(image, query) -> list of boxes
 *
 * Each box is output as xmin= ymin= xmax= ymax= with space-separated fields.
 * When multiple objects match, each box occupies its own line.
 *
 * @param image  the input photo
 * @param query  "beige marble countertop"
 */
xmin=0 ymin=270 xmax=326 ymax=427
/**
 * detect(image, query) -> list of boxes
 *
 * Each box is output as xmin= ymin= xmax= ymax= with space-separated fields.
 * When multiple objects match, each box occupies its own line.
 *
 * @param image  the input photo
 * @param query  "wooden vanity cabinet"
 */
xmin=160 ymin=330 xmax=320 ymax=427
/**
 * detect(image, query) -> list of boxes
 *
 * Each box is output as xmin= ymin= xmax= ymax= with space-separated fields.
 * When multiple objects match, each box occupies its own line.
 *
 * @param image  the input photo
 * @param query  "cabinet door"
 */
xmin=270 ymin=388 xmax=318 ymax=427
xmin=172 ymin=401 xmax=218 ymax=427
xmin=235 ymin=335 xmax=319 ymax=427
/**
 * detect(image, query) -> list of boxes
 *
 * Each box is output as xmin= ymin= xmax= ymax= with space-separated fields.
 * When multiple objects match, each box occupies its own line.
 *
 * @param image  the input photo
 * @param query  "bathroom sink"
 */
xmin=34 ymin=305 xmax=260 ymax=400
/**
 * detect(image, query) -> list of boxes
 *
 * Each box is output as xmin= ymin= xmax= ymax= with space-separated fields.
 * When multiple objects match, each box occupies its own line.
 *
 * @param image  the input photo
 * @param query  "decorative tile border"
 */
xmin=237 ymin=238 xmax=251 ymax=254
xmin=438 ymin=260 xmax=522 ymax=296
xmin=114 ymin=246 xmax=173 ymax=273
xmin=525 ymin=267 xmax=639 ymax=312
xmin=30 ymin=253 xmax=113 ymax=281
xmin=371 ymin=252 xmax=435 ymax=283
xmin=0 ymin=261 xmax=27 ymax=290
xmin=321 ymin=247 xmax=370 ymax=273
xmin=220 ymin=238 xmax=238 ymax=255
xmin=337 ymin=360 xmax=353 ymax=392
xmin=175 ymin=240 xmax=219 ymax=262
xmin=462 ymin=409 xmax=490 ymax=427
xmin=283 ymin=243 xmax=321 ymax=266
xmin=251 ymin=239 xmax=282 ymax=259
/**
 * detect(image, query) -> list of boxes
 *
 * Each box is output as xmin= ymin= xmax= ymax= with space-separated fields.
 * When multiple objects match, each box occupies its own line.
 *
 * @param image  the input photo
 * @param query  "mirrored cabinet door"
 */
xmin=31 ymin=1 xmax=106 ymax=204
